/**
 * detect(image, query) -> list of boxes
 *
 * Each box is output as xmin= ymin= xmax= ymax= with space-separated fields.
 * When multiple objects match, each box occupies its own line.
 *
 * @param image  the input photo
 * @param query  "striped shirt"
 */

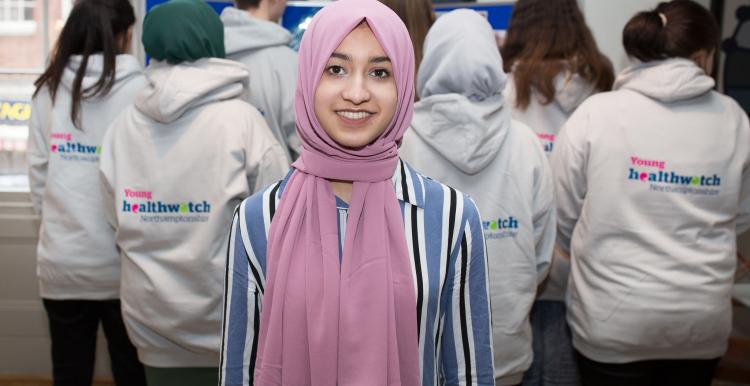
xmin=220 ymin=160 xmax=495 ymax=386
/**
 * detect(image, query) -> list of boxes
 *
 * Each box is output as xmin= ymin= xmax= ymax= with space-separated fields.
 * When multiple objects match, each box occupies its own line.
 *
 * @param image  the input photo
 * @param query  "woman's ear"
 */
xmin=690 ymin=49 xmax=715 ymax=75
xmin=119 ymin=26 xmax=134 ymax=54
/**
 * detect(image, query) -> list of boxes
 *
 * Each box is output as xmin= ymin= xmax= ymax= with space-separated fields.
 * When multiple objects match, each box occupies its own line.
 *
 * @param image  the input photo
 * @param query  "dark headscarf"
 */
xmin=142 ymin=0 xmax=225 ymax=64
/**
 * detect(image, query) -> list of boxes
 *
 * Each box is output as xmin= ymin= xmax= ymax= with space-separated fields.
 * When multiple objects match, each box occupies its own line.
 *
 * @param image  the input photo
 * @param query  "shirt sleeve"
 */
xmin=532 ymin=151 xmax=556 ymax=284
xmin=440 ymin=195 xmax=495 ymax=386
xmin=549 ymin=106 xmax=591 ymax=255
xmin=220 ymin=203 xmax=264 ymax=386
xmin=27 ymin=93 xmax=52 ymax=214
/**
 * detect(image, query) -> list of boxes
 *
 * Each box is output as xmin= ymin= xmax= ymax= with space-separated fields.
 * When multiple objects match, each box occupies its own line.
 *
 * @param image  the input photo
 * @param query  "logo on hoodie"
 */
xmin=49 ymin=132 xmax=101 ymax=162
xmin=483 ymin=216 xmax=519 ymax=239
xmin=537 ymin=133 xmax=555 ymax=154
xmin=122 ymin=188 xmax=211 ymax=223
xmin=627 ymin=156 xmax=721 ymax=196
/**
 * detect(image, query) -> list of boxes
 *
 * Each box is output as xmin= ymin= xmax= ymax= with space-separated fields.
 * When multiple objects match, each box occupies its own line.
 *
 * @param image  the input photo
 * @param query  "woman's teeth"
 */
xmin=337 ymin=111 xmax=371 ymax=120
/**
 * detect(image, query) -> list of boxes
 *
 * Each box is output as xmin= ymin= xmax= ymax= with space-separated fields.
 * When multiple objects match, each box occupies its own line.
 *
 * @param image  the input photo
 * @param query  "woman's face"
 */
xmin=314 ymin=23 xmax=398 ymax=150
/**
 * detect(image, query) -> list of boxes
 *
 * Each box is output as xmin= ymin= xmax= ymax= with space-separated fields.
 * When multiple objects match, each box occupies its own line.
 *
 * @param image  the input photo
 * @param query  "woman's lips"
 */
xmin=336 ymin=110 xmax=374 ymax=126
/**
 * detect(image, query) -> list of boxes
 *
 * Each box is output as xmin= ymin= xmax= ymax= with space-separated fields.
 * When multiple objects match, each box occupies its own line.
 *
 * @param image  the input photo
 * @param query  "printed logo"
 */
xmin=627 ymin=156 xmax=721 ymax=196
xmin=482 ymin=216 xmax=519 ymax=239
xmin=122 ymin=188 xmax=211 ymax=223
xmin=537 ymin=133 xmax=555 ymax=154
xmin=49 ymin=132 xmax=101 ymax=162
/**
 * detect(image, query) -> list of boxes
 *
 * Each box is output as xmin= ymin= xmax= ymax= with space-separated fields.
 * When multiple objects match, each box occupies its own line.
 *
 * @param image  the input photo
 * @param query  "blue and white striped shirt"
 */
xmin=220 ymin=160 xmax=495 ymax=386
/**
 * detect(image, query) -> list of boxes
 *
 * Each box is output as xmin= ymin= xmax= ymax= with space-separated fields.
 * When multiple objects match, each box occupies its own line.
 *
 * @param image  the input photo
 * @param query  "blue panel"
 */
xmin=433 ymin=3 xmax=514 ymax=30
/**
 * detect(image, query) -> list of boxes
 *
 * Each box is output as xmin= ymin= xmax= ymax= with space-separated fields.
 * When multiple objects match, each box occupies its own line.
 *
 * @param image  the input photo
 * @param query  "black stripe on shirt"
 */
xmin=411 ymin=204 xmax=423 ymax=338
xmin=400 ymin=159 xmax=411 ymax=203
xmin=219 ymin=207 xmax=240 ymax=386
xmin=436 ymin=187 xmax=457 ymax=352
xmin=249 ymin=290 xmax=261 ymax=385
xmin=269 ymin=182 xmax=281 ymax=221
xmin=459 ymin=234 xmax=473 ymax=385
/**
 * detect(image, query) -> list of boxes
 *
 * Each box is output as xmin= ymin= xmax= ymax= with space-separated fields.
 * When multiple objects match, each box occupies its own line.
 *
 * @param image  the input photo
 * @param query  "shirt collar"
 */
xmin=277 ymin=158 xmax=425 ymax=208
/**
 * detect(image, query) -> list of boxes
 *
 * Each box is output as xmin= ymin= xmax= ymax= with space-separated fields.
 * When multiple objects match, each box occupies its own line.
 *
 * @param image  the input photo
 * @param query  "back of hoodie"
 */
xmin=505 ymin=70 xmax=596 ymax=302
xmin=399 ymin=10 xmax=556 ymax=386
xmin=552 ymin=58 xmax=750 ymax=363
xmin=221 ymin=7 xmax=299 ymax=161
xmin=27 ymin=54 xmax=146 ymax=300
xmin=99 ymin=58 xmax=289 ymax=367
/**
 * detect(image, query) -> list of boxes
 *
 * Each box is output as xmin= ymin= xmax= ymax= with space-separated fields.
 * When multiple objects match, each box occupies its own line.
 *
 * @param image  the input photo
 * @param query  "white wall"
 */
xmin=580 ymin=0 xmax=712 ymax=74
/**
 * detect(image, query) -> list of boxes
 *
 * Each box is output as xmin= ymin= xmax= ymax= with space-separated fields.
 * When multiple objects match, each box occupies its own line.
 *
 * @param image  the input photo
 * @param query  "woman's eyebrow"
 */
xmin=369 ymin=56 xmax=391 ymax=64
xmin=329 ymin=52 xmax=391 ymax=64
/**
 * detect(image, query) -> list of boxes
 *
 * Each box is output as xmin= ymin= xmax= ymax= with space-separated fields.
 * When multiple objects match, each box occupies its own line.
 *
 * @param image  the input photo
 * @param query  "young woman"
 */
xmin=219 ymin=1 xmax=494 ymax=385
xmin=501 ymin=1 xmax=613 ymax=384
xmin=98 ymin=0 xmax=289 ymax=384
xmin=399 ymin=9 xmax=555 ymax=386
xmin=26 ymin=0 xmax=147 ymax=384
xmin=552 ymin=1 xmax=750 ymax=385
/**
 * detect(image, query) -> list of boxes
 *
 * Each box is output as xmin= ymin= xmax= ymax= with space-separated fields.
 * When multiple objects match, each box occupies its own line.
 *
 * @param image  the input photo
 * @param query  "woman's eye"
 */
xmin=326 ymin=65 xmax=346 ymax=76
xmin=370 ymin=69 xmax=390 ymax=79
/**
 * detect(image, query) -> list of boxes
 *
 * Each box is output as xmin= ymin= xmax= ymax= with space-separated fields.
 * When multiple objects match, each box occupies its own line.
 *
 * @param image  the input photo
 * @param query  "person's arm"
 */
xmin=219 ymin=202 xmax=264 ymax=386
xmin=98 ymin=121 xmax=120 ymax=230
xmin=440 ymin=195 xmax=495 ymax=386
xmin=245 ymin=109 xmax=290 ymax=194
xmin=278 ymin=55 xmax=300 ymax=160
xmin=532 ymin=152 xmax=556 ymax=284
xmin=549 ymin=106 xmax=591 ymax=255
xmin=27 ymin=93 xmax=52 ymax=214
xmin=736 ymin=111 xmax=750 ymax=235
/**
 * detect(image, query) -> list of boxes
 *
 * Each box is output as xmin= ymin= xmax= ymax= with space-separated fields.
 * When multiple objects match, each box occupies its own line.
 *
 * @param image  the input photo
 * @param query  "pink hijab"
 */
xmin=254 ymin=0 xmax=420 ymax=385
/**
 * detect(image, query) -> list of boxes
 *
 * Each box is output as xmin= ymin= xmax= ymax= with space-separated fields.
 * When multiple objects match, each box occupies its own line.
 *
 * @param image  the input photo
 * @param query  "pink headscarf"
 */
xmin=254 ymin=0 xmax=420 ymax=385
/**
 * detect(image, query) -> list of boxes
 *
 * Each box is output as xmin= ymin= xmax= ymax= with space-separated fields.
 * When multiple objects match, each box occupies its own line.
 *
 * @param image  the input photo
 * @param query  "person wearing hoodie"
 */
xmin=500 ymin=1 xmax=614 ymax=384
xmin=399 ymin=9 xmax=556 ymax=386
xmin=98 ymin=0 xmax=289 ymax=384
xmin=552 ymin=1 xmax=750 ymax=384
xmin=221 ymin=0 xmax=299 ymax=161
xmin=26 ymin=0 xmax=147 ymax=384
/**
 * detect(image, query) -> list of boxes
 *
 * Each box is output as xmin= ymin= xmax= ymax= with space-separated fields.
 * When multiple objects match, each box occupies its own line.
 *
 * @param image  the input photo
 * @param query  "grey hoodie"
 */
xmin=221 ymin=7 xmax=299 ymax=161
xmin=505 ymin=69 xmax=598 ymax=302
xmin=399 ymin=10 xmax=556 ymax=385
xmin=27 ymin=54 xmax=146 ymax=300
xmin=552 ymin=58 xmax=750 ymax=362
xmin=99 ymin=58 xmax=289 ymax=367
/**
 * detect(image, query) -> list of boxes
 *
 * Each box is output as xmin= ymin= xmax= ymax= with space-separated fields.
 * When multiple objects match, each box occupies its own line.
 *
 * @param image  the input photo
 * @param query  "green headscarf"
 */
xmin=142 ymin=0 xmax=225 ymax=64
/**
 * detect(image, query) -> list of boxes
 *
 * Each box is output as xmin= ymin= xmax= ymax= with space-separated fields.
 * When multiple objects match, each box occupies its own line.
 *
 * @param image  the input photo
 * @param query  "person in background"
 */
xmin=27 ymin=0 xmax=147 ymax=384
xmin=377 ymin=0 xmax=435 ymax=82
xmin=219 ymin=1 xmax=495 ymax=385
xmin=221 ymin=0 xmax=300 ymax=161
xmin=501 ymin=1 xmax=614 ymax=384
xmin=399 ymin=9 xmax=555 ymax=386
xmin=98 ymin=0 xmax=289 ymax=384
xmin=552 ymin=1 xmax=750 ymax=385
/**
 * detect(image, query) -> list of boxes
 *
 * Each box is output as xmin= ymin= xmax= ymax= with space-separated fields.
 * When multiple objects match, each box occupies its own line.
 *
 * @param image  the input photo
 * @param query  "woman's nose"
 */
xmin=341 ymin=75 xmax=371 ymax=105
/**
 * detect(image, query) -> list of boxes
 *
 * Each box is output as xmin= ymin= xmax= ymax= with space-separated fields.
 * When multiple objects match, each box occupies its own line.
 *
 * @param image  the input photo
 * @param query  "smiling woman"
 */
xmin=314 ymin=22 xmax=397 ymax=150
xmin=219 ymin=0 xmax=495 ymax=385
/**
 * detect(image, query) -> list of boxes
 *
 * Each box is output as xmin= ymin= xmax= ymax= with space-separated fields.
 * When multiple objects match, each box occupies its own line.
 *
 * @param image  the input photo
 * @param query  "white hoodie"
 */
xmin=552 ymin=58 xmax=750 ymax=363
xmin=399 ymin=10 xmax=556 ymax=385
xmin=505 ymin=69 xmax=597 ymax=302
xmin=221 ymin=7 xmax=299 ymax=161
xmin=99 ymin=58 xmax=289 ymax=367
xmin=27 ymin=54 xmax=146 ymax=300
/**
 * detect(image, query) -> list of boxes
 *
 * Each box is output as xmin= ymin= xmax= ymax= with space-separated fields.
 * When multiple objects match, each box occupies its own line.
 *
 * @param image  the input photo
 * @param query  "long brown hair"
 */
xmin=502 ymin=0 xmax=614 ymax=110
xmin=378 ymin=0 xmax=435 ymax=74
xmin=33 ymin=0 xmax=134 ymax=129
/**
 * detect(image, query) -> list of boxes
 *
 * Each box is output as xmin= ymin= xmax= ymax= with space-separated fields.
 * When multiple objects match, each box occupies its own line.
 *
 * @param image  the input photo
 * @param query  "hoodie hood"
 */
xmin=221 ymin=7 xmax=292 ymax=56
xmin=62 ymin=54 xmax=143 ymax=95
xmin=553 ymin=71 xmax=595 ymax=113
xmin=614 ymin=58 xmax=715 ymax=103
xmin=411 ymin=9 xmax=509 ymax=175
xmin=135 ymin=58 xmax=249 ymax=124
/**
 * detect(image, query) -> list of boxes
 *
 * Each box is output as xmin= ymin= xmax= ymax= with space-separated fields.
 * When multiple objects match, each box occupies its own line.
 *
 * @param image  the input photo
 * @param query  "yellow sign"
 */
xmin=0 ymin=101 xmax=32 ymax=124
